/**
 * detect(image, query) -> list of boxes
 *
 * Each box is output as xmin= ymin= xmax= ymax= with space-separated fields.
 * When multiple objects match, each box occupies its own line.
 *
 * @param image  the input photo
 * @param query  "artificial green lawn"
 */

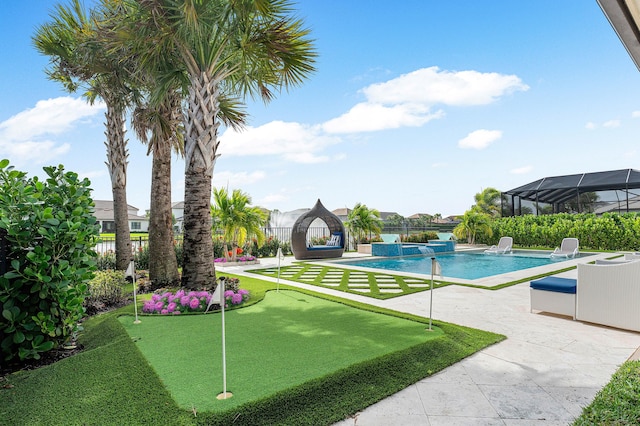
xmin=1 ymin=275 xmax=504 ymax=425
xmin=119 ymin=290 xmax=444 ymax=412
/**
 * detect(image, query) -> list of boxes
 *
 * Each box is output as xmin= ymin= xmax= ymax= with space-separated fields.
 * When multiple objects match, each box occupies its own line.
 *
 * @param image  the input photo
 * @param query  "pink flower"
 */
xmin=173 ymin=310 xmax=181 ymax=315
xmin=189 ymin=298 xmax=200 ymax=309
xmin=224 ymin=290 xmax=235 ymax=299
xmin=161 ymin=309 xmax=168 ymax=315
xmin=231 ymin=293 xmax=243 ymax=304
xmin=155 ymin=301 xmax=164 ymax=310
xmin=167 ymin=302 xmax=177 ymax=312
xmin=180 ymin=296 xmax=190 ymax=306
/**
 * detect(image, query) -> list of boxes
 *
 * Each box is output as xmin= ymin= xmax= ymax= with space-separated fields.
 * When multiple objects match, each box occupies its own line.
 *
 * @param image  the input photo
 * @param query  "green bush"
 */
xmin=96 ymin=251 xmax=116 ymax=270
xmin=84 ymin=270 xmax=128 ymax=315
xmin=0 ymin=161 xmax=100 ymax=362
xmin=250 ymin=236 xmax=291 ymax=257
xmin=403 ymin=231 xmax=438 ymax=243
xmin=133 ymin=245 xmax=149 ymax=270
xmin=478 ymin=212 xmax=640 ymax=250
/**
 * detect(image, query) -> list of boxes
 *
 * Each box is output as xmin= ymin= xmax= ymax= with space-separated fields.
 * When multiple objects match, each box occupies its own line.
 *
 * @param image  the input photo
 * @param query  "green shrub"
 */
xmin=403 ymin=231 xmax=438 ymax=243
xmin=133 ymin=245 xmax=149 ymax=270
xmin=250 ymin=236 xmax=291 ymax=257
xmin=84 ymin=270 xmax=128 ymax=316
xmin=96 ymin=251 xmax=116 ymax=270
xmin=478 ymin=212 xmax=640 ymax=250
xmin=0 ymin=161 xmax=100 ymax=362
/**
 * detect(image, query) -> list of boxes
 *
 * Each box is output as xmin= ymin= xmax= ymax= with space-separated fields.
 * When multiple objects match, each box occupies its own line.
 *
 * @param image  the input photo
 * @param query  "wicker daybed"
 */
xmin=291 ymin=199 xmax=345 ymax=260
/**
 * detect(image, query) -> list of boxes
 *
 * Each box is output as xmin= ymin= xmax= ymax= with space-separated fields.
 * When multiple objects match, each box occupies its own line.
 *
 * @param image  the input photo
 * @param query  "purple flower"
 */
xmin=155 ymin=301 xmax=164 ymax=310
xmin=152 ymin=294 xmax=161 ymax=302
xmin=189 ymin=298 xmax=200 ymax=309
xmin=161 ymin=309 xmax=168 ymax=315
xmin=143 ymin=301 xmax=156 ymax=313
xmin=167 ymin=302 xmax=177 ymax=313
xmin=239 ymin=289 xmax=249 ymax=296
xmin=224 ymin=290 xmax=235 ymax=299
xmin=173 ymin=310 xmax=181 ymax=315
xmin=231 ymin=293 xmax=243 ymax=304
xmin=175 ymin=289 xmax=185 ymax=298
xmin=180 ymin=296 xmax=190 ymax=306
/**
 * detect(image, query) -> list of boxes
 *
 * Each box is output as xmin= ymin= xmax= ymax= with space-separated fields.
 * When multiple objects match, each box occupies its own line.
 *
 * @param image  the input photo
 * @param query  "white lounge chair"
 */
xmin=484 ymin=236 xmax=513 ymax=254
xmin=576 ymin=259 xmax=640 ymax=332
xmin=550 ymin=238 xmax=579 ymax=258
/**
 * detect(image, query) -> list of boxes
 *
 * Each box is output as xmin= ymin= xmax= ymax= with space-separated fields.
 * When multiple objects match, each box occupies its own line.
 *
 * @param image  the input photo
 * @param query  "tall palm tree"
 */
xmin=132 ymin=90 xmax=183 ymax=286
xmin=33 ymin=0 xmax=134 ymax=270
xmin=117 ymin=0 xmax=316 ymax=289
xmin=346 ymin=203 xmax=383 ymax=248
xmin=211 ymin=188 xmax=267 ymax=262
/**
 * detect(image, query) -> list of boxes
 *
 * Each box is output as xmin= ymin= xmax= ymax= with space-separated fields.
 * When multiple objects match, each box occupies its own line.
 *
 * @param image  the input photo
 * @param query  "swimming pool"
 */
xmin=339 ymin=251 xmax=592 ymax=280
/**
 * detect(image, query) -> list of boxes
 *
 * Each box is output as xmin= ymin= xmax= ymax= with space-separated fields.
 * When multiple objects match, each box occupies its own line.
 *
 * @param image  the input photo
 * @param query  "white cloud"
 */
xmin=212 ymin=170 xmax=267 ymax=187
xmin=632 ymin=111 xmax=640 ymax=118
xmin=363 ymin=66 xmax=529 ymax=106
xmin=585 ymin=122 xmax=596 ymax=130
xmin=219 ymin=121 xmax=340 ymax=163
xmin=0 ymin=96 xmax=105 ymax=165
xmin=322 ymin=103 xmax=444 ymax=133
xmin=0 ymin=97 xmax=105 ymax=141
xmin=322 ymin=66 xmax=527 ymax=134
xmin=458 ymin=129 xmax=502 ymax=150
xmin=603 ymin=119 xmax=621 ymax=128
xmin=510 ymin=165 xmax=533 ymax=174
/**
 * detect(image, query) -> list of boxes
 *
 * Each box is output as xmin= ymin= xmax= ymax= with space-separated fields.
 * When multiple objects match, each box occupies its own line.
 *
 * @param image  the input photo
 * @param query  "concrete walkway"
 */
xmin=223 ymin=256 xmax=640 ymax=425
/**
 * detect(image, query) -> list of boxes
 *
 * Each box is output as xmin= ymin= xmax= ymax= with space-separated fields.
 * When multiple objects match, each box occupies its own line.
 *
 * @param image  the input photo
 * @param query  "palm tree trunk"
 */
xmin=104 ymin=102 xmax=131 ymax=270
xmin=148 ymin=137 xmax=179 ymax=286
xmin=181 ymin=71 xmax=220 ymax=289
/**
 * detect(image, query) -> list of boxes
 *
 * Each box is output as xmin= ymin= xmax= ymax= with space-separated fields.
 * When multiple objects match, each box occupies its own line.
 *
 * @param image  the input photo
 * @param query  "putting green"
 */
xmin=119 ymin=290 xmax=442 ymax=413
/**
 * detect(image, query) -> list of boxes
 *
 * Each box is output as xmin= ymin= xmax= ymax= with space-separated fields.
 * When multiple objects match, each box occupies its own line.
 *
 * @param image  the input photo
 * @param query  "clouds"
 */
xmin=458 ymin=129 xmax=503 ymax=149
xmin=219 ymin=121 xmax=341 ymax=164
xmin=322 ymin=67 xmax=528 ymax=134
xmin=0 ymin=96 xmax=104 ymax=164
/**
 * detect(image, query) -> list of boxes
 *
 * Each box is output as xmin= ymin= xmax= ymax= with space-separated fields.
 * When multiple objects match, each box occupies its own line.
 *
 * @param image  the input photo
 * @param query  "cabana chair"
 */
xmin=484 ymin=236 xmax=513 ymax=254
xmin=550 ymin=238 xmax=579 ymax=259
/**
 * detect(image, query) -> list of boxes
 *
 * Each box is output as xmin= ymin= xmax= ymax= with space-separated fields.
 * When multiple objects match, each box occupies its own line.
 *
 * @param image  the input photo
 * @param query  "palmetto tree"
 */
xmin=453 ymin=210 xmax=493 ymax=244
xmin=211 ymin=188 xmax=267 ymax=262
xmin=346 ymin=203 xmax=383 ymax=248
xmin=120 ymin=0 xmax=316 ymax=289
xmin=473 ymin=187 xmax=502 ymax=218
xmin=132 ymin=89 xmax=183 ymax=286
xmin=33 ymin=0 xmax=134 ymax=270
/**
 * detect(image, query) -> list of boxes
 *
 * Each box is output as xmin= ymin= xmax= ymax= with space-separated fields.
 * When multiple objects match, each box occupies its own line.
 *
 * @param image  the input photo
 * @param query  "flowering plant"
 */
xmin=142 ymin=287 xmax=250 ymax=315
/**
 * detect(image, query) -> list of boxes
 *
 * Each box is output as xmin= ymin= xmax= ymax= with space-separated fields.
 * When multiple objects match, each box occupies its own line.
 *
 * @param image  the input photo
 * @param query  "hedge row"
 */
xmin=477 ymin=213 xmax=640 ymax=251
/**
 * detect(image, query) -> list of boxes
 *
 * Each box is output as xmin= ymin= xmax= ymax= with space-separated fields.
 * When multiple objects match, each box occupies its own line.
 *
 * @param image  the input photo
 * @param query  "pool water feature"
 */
xmin=339 ymin=251 xmax=593 ymax=280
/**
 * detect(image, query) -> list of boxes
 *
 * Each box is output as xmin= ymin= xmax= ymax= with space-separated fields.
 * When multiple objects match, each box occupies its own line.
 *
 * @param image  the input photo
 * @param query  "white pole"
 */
xmin=216 ymin=278 xmax=232 ymax=400
xmin=128 ymin=260 xmax=141 ymax=324
xmin=428 ymin=257 xmax=435 ymax=331
xmin=276 ymin=247 xmax=282 ymax=292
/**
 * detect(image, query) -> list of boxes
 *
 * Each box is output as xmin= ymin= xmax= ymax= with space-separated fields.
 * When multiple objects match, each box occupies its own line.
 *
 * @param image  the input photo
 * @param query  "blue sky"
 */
xmin=1 ymin=1 xmax=639 ymax=218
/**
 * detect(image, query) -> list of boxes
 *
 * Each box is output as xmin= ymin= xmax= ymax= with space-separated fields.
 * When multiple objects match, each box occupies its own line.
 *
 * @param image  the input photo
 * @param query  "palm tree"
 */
xmin=33 ymin=0 xmax=134 ymax=270
xmin=119 ymin=0 xmax=316 ymax=289
xmin=473 ymin=187 xmax=502 ymax=218
xmin=453 ymin=210 xmax=493 ymax=244
xmin=346 ymin=203 xmax=383 ymax=248
xmin=132 ymin=90 xmax=183 ymax=286
xmin=211 ymin=188 xmax=267 ymax=262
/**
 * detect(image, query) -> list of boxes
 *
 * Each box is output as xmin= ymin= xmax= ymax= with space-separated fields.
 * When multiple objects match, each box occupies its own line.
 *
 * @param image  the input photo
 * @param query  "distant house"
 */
xmin=171 ymin=201 xmax=184 ymax=233
xmin=93 ymin=200 xmax=149 ymax=233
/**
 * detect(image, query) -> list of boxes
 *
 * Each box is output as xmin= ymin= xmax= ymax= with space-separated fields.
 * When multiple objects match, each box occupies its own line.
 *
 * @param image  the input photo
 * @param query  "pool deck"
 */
xmin=222 ymin=250 xmax=640 ymax=425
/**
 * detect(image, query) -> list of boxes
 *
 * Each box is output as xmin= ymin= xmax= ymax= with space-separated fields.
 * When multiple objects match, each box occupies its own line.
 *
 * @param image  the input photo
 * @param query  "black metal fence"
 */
xmin=93 ymin=224 xmax=457 ymax=254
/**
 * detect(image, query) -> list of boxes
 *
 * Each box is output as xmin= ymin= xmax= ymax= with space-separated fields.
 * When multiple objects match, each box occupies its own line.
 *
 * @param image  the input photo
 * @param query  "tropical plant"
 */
xmin=473 ymin=187 xmax=502 ymax=218
xmin=0 ymin=161 xmax=100 ymax=362
xmin=84 ymin=270 xmax=128 ymax=315
xmin=33 ymin=0 xmax=134 ymax=270
xmin=346 ymin=203 xmax=383 ymax=248
xmin=211 ymin=188 xmax=268 ymax=262
xmin=453 ymin=210 xmax=493 ymax=244
xmin=384 ymin=213 xmax=405 ymax=228
xmin=113 ymin=0 xmax=316 ymax=289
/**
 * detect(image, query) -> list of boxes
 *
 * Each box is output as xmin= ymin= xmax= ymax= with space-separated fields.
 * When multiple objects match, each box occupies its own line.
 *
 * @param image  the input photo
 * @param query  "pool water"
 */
xmin=340 ymin=251 xmax=589 ymax=280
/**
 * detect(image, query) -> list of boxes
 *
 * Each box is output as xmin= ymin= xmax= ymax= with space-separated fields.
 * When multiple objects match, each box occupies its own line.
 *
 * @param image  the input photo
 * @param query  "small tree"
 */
xmin=453 ymin=209 xmax=493 ymax=244
xmin=211 ymin=188 xmax=267 ymax=262
xmin=346 ymin=203 xmax=383 ymax=248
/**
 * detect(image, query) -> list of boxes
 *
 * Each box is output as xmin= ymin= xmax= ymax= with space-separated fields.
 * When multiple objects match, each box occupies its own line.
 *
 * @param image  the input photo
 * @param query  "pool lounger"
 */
xmin=530 ymin=276 xmax=577 ymax=319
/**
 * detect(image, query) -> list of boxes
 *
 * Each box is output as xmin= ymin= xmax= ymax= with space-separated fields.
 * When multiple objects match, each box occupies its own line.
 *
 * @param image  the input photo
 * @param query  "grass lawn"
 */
xmin=119 ymin=290 xmax=444 ymax=412
xmin=0 ymin=275 xmax=504 ymax=425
